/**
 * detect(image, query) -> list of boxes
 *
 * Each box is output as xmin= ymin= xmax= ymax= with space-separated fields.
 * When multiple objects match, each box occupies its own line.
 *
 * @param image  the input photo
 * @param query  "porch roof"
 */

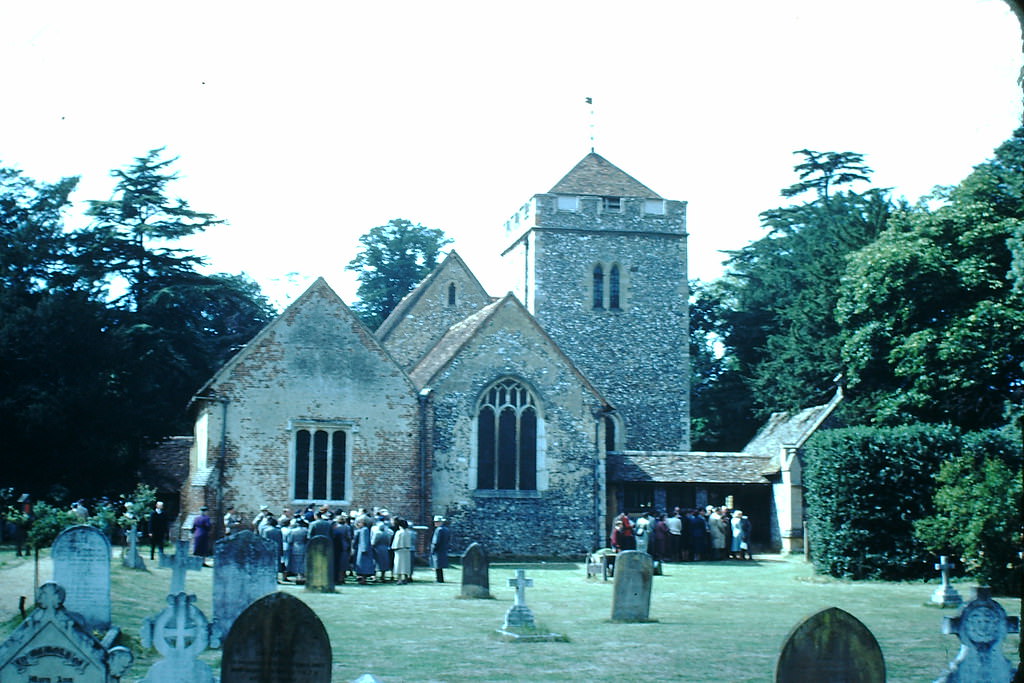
xmin=607 ymin=451 xmax=773 ymax=485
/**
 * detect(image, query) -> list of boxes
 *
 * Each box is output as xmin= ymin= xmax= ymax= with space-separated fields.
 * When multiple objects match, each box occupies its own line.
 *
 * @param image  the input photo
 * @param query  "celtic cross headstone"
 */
xmin=935 ymin=586 xmax=1019 ymax=683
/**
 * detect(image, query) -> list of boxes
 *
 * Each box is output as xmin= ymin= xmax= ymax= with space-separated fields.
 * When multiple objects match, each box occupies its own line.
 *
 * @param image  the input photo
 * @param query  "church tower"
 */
xmin=501 ymin=152 xmax=690 ymax=451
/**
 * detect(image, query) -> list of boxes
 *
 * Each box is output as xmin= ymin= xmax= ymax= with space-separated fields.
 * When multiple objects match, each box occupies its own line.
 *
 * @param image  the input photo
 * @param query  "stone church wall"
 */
xmin=425 ymin=304 xmax=605 ymax=557
xmin=186 ymin=282 xmax=424 ymax=526
xmin=377 ymin=256 xmax=493 ymax=371
xmin=512 ymin=195 xmax=690 ymax=452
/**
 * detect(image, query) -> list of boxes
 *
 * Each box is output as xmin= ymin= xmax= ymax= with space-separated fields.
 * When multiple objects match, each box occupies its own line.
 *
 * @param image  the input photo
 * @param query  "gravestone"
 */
xmin=123 ymin=526 xmax=147 ymax=570
xmin=610 ymin=550 xmax=654 ymax=622
xmin=0 ymin=582 xmax=133 ymax=683
xmin=503 ymin=569 xmax=535 ymax=630
xmin=304 ymin=535 xmax=335 ymax=593
xmin=140 ymin=592 xmax=217 ymax=683
xmin=494 ymin=569 xmax=564 ymax=642
xmin=221 ymin=592 xmax=332 ymax=682
xmin=931 ymin=555 xmax=963 ymax=608
xmin=935 ymin=586 xmax=1020 ymax=683
xmin=775 ymin=606 xmax=885 ymax=683
xmin=52 ymin=524 xmax=112 ymax=632
xmin=459 ymin=542 xmax=493 ymax=599
xmin=160 ymin=539 xmax=204 ymax=595
xmin=213 ymin=530 xmax=279 ymax=641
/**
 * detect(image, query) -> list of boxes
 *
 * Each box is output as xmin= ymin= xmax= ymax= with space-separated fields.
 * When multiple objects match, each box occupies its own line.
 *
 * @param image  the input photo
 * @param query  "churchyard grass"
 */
xmin=0 ymin=549 xmax=1019 ymax=682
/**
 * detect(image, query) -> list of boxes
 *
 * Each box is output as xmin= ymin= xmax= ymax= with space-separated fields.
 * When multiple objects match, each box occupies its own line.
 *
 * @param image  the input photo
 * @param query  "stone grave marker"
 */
xmin=775 ymin=606 xmax=885 ymax=683
xmin=495 ymin=569 xmax=564 ymax=642
xmin=931 ymin=555 xmax=963 ymax=608
xmin=213 ymin=530 xmax=279 ymax=641
xmin=610 ymin=550 xmax=655 ymax=622
xmin=221 ymin=592 xmax=332 ymax=682
xmin=160 ymin=539 xmax=204 ymax=595
xmin=304 ymin=535 xmax=335 ymax=593
xmin=935 ymin=586 xmax=1020 ymax=683
xmin=459 ymin=542 xmax=493 ymax=599
xmin=52 ymin=524 xmax=112 ymax=632
xmin=123 ymin=526 xmax=147 ymax=570
xmin=0 ymin=582 xmax=133 ymax=683
xmin=140 ymin=591 xmax=217 ymax=683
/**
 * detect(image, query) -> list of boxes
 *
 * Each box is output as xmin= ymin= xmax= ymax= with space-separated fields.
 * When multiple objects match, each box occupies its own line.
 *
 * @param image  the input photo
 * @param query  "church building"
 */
xmin=180 ymin=152 xmax=824 ymax=557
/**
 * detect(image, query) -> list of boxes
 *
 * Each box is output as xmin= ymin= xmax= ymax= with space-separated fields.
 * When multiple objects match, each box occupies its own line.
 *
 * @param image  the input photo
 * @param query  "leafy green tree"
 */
xmin=709 ymin=151 xmax=889 ymax=424
xmin=0 ymin=156 xmax=274 ymax=497
xmin=689 ymin=280 xmax=755 ymax=450
xmin=914 ymin=427 xmax=1022 ymax=595
xmin=0 ymin=167 xmax=78 ymax=292
xmin=346 ymin=218 xmax=452 ymax=329
xmin=76 ymin=148 xmax=222 ymax=308
xmin=837 ymin=129 xmax=1024 ymax=429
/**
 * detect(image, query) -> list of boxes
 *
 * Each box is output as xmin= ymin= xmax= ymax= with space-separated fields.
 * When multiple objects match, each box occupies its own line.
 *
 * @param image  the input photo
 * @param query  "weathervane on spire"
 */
xmin=585 ymin=96 xmax=596 ymax=153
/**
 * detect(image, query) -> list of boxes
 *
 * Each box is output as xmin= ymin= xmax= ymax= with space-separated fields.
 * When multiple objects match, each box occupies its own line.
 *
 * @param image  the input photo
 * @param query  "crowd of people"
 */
xmin=610 ymin=506 xmax=753 ymax=563
xmin=214 ymin=504 xmax=452 ymax=586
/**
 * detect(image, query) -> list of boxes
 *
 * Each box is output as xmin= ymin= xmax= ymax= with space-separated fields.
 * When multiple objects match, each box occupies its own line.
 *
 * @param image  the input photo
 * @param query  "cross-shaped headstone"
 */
xmin=160 ymin=540 xmax=204 ymax=594
xmin=931 ymin=555 xmax=963 ymax=607
xmin=507 ymin=569 xmax=533 ymax=607
xmin=937 ymin=586 xmax=1020 ymax=682
xmin=140 ymin=592 xmax=217 ymax=682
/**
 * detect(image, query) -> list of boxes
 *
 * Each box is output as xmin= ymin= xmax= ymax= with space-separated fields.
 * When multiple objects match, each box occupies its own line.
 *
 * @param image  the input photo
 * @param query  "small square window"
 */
xmin=602 ymin=196 xmax=621 ymax=211
xmin=644 ymin=199 xmax=665 ymax=215
xmin=557 ymin=196 xmax=579 ymax=211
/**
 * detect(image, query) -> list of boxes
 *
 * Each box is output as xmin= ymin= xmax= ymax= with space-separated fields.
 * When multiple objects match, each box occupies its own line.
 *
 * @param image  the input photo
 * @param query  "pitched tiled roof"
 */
xmin=743 ymin=389 xmax=843 ymax=473
xmin=549 ymin=152 xmax=662 ymax=198
xmin=139 ymin=436 xmax=193 ymax=493
xmin=607 ymin=451 xmax=772 ymax=484
xmin=409 ymin=298 xmax=504 ymax=387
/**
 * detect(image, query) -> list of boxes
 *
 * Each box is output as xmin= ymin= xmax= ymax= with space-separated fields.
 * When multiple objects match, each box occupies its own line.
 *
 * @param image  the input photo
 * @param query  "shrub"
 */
xmin=803 ymin=424 xmax=959 ymax=580
xmin=914 ymin=426 xmax=1022 ymax=596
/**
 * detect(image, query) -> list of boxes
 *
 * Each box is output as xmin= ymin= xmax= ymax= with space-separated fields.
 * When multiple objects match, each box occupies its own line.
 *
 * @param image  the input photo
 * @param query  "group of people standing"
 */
xmin=610 ymin=506 xmax=753 ymax=562
xmin=239 ymin=504 xmax=452 ymax=585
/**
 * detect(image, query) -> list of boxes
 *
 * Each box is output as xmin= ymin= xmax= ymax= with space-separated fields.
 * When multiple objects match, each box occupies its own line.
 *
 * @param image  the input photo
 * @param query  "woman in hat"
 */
xmin=354 ymin=515 xmax=376 ymax=584
xmin=191 ymin=506 xmax=213 ymax=566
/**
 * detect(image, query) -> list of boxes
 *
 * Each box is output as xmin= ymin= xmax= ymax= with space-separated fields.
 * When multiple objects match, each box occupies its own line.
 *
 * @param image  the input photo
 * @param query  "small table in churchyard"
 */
xmin=931 ymin=555 xmax=963 ymax=607
xmin=160 ymin=539 xmax=204 ymax=595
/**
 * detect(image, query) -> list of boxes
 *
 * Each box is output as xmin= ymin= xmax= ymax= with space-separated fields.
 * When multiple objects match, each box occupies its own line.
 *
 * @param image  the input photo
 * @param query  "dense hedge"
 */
xmin=914 ymin=427 xmax=1022 ymax=596
xmin=803 ymin=424 xmax=960 ymax=580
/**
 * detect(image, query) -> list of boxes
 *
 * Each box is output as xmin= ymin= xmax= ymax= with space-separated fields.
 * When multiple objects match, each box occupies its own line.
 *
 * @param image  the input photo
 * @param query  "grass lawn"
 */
xmin=0 ymin=550 xmax=1019 ymax=682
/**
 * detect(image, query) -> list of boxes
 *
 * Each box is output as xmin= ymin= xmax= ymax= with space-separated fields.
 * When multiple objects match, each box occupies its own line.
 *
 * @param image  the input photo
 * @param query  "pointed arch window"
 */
xmin=592 ymin=265 xmax=604 ymax=309
xmin=609 ymin=265 xmax=621 ymax=309
xmin=476 ymin=378 xmax=538 ymax=491
xmin=448 ymin=282 xmax=457 ymax=306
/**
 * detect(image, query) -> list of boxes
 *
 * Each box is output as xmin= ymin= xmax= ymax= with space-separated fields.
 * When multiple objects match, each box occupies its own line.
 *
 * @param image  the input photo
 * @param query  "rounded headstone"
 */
xmin=221 ymin=592 xmax=332 ymax=683
xmin=776 ymin=606 xmax=885 ymax=683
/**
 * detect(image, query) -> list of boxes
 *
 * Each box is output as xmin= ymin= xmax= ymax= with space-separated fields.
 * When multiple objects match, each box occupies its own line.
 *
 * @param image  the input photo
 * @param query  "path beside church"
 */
xmin=0 ymin=553 xmax=52 ymax=624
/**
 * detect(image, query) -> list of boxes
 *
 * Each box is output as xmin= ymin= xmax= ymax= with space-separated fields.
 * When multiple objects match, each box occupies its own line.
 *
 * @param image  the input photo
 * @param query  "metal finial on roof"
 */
xmin=585 ymin=96 xmax=596 ymax=153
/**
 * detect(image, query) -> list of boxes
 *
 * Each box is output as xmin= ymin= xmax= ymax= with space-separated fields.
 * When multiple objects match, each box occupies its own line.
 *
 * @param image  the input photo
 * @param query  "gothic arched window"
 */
xmin=592 ymin=265 xmax=604 ymax=309
xmin=609 ymin=265 xmax=621 ymax=309
xmin=476 ymin=378 xmax=538 ymax=490
xmin=448 ymin=282 xmax=456 ymax=306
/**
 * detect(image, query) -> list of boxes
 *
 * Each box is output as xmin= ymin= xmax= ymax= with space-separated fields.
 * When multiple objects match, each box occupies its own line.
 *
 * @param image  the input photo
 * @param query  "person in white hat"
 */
xmin=429 ymin=515 xmax=451 ymax=582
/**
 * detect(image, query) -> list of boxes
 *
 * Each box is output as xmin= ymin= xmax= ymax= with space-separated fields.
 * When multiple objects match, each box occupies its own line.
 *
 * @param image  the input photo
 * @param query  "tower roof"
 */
xmin=549 ymin=152 xmax=662 ymax=198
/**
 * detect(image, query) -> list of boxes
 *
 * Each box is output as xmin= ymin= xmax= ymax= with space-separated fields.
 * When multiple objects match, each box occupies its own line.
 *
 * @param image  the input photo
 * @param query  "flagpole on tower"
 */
xmin=585 ymin=96 xmax=595 ymax=153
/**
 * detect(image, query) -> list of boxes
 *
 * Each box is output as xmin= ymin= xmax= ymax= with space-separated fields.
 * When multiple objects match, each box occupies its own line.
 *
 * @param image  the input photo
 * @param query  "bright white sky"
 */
xmin=2 ymin=1 xmax=1021 ymax=308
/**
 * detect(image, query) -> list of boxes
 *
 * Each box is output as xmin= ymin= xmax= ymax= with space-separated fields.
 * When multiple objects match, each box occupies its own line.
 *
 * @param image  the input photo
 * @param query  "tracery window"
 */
xmin=293 ymin=426 xmax=348 ymax=502
xmin=476 ymin=378 xmax=538 ymax=491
